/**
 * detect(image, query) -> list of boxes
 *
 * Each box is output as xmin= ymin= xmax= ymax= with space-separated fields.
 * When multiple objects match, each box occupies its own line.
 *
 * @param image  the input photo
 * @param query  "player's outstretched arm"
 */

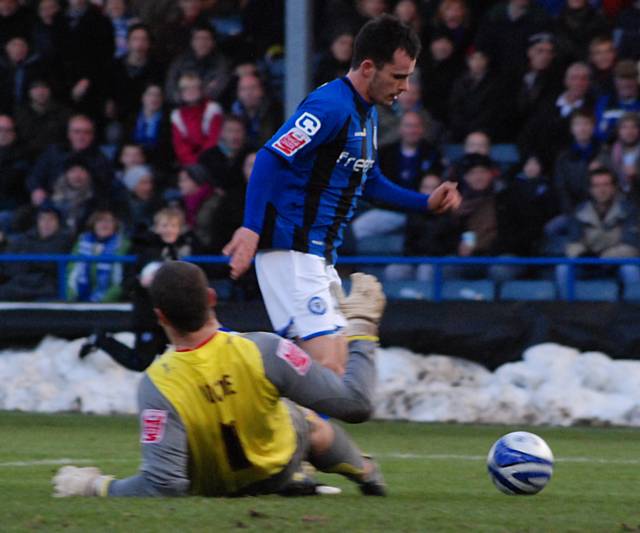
xmin=427 ymin=181 xmax=461 ymax=214
xmin=222 ymin=226 xmax=260 ymax=279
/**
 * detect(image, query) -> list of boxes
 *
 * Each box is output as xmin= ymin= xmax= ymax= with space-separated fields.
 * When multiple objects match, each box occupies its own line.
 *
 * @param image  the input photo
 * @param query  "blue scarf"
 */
xmin=133 ymin=111 xmax=162 ymax=148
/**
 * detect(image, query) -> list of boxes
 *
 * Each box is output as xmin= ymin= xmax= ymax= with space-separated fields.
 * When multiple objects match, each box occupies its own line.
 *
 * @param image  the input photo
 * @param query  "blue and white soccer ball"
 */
xmin=487 ymin=431 xmax=554 ymax=495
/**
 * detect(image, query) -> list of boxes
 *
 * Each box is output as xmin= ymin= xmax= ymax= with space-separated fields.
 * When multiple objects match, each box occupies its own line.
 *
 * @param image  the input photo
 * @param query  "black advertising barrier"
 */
xmin=1 ymin=301 xmax=639 ymax=369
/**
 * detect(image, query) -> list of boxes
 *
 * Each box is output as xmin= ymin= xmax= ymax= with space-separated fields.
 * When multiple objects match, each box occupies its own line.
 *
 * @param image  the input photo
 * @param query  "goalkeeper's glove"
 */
xmin=331 ymin=273 xmax=386 ymax=338
xmin=52 ymin=465 xmax=114 ymax=497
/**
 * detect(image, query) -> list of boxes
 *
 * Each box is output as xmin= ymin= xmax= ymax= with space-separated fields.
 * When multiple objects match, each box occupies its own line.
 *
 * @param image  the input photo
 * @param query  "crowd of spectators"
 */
xmin=0 ymin=0 xmax=638 ymax=302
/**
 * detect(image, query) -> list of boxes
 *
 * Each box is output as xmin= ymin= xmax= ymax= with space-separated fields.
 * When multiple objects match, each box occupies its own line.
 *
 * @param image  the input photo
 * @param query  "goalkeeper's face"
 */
xmin=368 ymin=48 xmax=415 ymax=106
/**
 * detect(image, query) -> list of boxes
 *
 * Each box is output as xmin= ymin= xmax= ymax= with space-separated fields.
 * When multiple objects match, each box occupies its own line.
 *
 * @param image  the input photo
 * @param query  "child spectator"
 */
xmin=115 ymin=143 xmax=146 ymax=181
xmin=594 ymin=60 xmax=640 ymax=141
xmin=78 ymin=206 xmax=200 ymax=370
xmin=171 ymin=72 xmax=223 ymax=166
xmin=67 ymin=209 xmax=129 ymax=302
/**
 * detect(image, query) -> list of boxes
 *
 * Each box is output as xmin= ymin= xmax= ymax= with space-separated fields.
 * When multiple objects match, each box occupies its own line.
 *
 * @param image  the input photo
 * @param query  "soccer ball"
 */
xmin=487 ymin=431 xmax=554 ymax=495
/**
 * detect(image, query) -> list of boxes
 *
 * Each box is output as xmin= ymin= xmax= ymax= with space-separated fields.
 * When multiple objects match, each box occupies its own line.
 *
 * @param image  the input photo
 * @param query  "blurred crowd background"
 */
xmin=0 ymin=0 xmax=639 ymax=302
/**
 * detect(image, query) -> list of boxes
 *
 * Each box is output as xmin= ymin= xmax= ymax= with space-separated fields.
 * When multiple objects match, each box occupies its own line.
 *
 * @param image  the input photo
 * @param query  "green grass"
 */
xmin=1 ymin=412 xmax=640 ymax=532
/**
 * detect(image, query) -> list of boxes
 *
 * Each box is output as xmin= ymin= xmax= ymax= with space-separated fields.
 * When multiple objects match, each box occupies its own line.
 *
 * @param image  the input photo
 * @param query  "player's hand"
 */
xmin=52 ymin=465 xmax=113 ymax=497
xmin=331 ymin=273 xmax=386 ymax=338
xmin=222 ymin=226 xmax=260 ymax=279
xmin=427 ymin=181 xmax=461 ymax=214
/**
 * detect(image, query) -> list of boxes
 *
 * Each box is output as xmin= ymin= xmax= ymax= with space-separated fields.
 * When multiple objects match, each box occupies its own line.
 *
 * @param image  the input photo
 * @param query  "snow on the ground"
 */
xmin=2 ymin=336 xmax=640 ymax=426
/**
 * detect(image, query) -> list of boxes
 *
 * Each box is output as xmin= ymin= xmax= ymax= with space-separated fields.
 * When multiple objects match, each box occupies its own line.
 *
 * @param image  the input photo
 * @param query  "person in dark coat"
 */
xmin=448 ymin=49 xmax=505 ymax=142
xmin=0 ymin=203 xmax=72 ymax=301
xmin=0 ymin=0 xmax=34 ymax=48
xmin=554 ymin=0 xmax=610 ymax=63
xmin=0 ymin=114 xmax=30 ymax=222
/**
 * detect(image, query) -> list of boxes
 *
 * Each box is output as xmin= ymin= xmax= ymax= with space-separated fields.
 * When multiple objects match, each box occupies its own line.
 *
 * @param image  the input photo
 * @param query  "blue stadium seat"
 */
xmin=382 ymin=280 xmax=432 ymax=300
xmin=355 ymin=234 xmax=405 ymax=255
xmin=443 ymin=143 xmax=464 ymax=162
xmin=499 ymin=280 xmax=557 ymax=301
xmin=441 ymin=280 xmax=495 ymax=301
xmin=490 ymin=144 xmax=520 ymax=168
xmin=570 ymin=280 xmax=619 ymax=301
xmin=622 ymin=282 xmax=640 ymax=301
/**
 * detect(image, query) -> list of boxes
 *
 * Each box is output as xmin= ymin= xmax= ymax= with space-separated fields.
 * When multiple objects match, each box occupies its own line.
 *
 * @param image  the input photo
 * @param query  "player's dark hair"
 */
xmin=150 ymin=261 xmax=211 ymax=333
xmin=351 ymin=14 xmax=421 ymax=69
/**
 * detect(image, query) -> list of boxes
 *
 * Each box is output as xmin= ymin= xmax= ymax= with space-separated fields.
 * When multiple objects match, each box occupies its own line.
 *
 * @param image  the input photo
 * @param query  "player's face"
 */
xmin=368 ymin=49 xmax=416 ymax=106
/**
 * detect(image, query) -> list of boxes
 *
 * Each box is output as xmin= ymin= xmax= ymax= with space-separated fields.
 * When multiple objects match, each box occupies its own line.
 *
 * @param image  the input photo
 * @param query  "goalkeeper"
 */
xmin=53 ymin=261 xmax=387 ymax=497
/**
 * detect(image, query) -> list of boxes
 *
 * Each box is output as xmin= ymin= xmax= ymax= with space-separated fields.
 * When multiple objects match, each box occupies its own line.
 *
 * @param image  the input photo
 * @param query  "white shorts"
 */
xmin=255 ymin=250 xmax=347 ymax=341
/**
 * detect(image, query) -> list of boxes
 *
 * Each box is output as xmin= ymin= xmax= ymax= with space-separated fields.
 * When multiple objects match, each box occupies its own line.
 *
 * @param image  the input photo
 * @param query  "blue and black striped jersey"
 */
xmin=244 ymin=77 xmax=427 ymax=263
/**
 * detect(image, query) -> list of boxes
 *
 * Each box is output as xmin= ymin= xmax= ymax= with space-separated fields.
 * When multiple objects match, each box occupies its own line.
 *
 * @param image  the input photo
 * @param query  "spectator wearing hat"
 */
xmin=14 ymin=78 xmax=71 ymax=162
xmin=0 ymin=203 xmax=72 ymax=301
xmin=0 ymin=35 xmax=52 ymax=114
xmin=67 ymin=208 xmax=130 ymax=302
xmin=171 ymin=72 xmax=224 ymax=166
xmin=165 ymin=25 xmax=231 ymax=107
xmin=594 ymin=59 xmax=640 ymax=141
xmin=503 ymin=32 xmax=563 ymax=140
xmin=27 ymin=114 xmax=114 ymax=206
xmin=554 ymin=0 xmax=610 ymax=64
xmin=519 ymin=61 xmax=595 ymax=170
xmin=596 ymin=112 xmax=640 ymax=197
xmin=448 ymin=48 xmax=505 ymax=142
xmin=121 ymin=164 xmax=163 ymax=232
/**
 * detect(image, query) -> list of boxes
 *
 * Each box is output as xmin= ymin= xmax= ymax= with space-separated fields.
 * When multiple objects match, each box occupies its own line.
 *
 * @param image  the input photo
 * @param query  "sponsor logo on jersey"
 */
xmin=308 ymin=296 xmax=327 ymax=315
xmin=272 ymin=128 xmax=311 ymax=157
xmin=336 ymin=151 xmax=375 ymax=173
xmin=276 ymin=339 xmax=311 ymax=375
xmin=141 ymin=409 xmax=168 ymax=444
xmin=295 ymin=112 xmax=322 ymax=136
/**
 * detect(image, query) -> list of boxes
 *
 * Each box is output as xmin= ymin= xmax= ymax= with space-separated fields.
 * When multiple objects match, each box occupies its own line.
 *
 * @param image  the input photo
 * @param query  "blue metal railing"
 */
xmin=1 ymin=253 xmax=640 ymax=302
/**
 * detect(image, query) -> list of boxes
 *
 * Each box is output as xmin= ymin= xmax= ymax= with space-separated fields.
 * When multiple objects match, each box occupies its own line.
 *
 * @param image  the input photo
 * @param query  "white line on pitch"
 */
xmin=0 ymin=458 xmax=134 ymax=467
xmin=378 ymin=453 xmax=640 ymax=464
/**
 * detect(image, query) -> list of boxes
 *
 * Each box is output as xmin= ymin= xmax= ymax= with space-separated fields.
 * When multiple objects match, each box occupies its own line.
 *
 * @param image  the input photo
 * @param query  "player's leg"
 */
xmin=255 ymin=250 xmax=347 ymax=373
xmin=306 ymin=410 xmax=386 ymax=496
xmin=297 ymin=333 xmax=347 ymax=375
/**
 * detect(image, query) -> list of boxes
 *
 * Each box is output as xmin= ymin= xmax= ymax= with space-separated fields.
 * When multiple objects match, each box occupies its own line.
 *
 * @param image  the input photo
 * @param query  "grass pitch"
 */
xmin=1 ymin=412 xmax=640 ymax=532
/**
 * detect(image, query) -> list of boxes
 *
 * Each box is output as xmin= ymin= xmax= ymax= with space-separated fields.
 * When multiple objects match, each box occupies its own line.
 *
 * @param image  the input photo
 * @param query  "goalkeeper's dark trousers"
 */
xmin=95 ymin=329 xmax=167 ymax=372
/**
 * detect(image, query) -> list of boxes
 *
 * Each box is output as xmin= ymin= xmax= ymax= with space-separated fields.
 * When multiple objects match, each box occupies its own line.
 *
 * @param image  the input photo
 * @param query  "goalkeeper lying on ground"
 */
xmin=53 ymin=261 xmax=386 ymax=497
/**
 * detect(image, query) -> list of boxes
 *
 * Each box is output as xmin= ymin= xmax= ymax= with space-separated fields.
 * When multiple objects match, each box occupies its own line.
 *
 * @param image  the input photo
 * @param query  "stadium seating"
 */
xmin=499 ymin=280 xmax=557 ymax=301
xmin=441 ymin=280 xmax=495 ymax=301
xmin=382 ymin=280 xmax=432 ymax=300
xmin=558 ymin=280 xmax=620 ymax=301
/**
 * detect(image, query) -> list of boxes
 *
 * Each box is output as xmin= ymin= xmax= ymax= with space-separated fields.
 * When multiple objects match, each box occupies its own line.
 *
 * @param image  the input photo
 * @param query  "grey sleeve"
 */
xmin=244 ymin=332 xmax=377 ymax=423
xmin=108 ymin=375 xmax=190 ymax=497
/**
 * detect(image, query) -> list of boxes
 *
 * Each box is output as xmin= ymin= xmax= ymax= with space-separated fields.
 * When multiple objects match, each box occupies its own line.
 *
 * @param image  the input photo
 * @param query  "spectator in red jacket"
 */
xmin=170 ymin=72 xmax=223 ymax=166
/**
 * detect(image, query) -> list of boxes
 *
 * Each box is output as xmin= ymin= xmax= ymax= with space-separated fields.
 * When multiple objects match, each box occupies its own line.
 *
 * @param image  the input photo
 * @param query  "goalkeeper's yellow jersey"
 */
xmin=146 ymin=331 xmax=297 ymax=496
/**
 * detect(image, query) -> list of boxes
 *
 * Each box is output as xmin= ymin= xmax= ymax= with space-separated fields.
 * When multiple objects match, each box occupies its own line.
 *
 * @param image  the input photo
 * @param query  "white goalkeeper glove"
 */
xmin=52 ymin=465 xmax=114 ymax=497
xmin=331 ymin=273 xmax=386 ymax=338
